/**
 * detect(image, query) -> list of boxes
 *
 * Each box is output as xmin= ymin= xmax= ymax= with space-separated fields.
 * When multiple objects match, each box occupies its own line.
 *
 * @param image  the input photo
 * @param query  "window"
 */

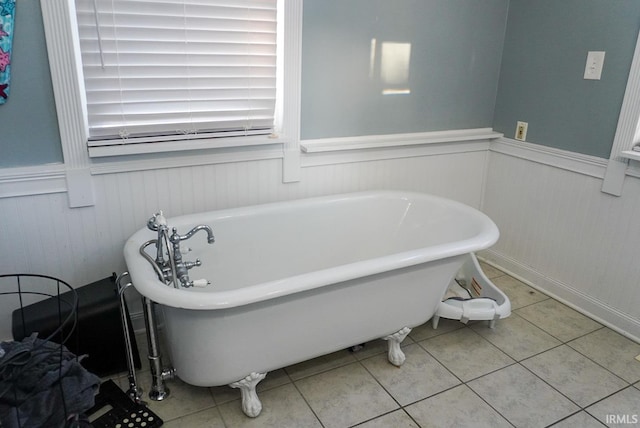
xmin=76 ymin=0 xmax=277 ymax=148
xmin=602 ymin=28 xmax=640 ymax=195
xmin=41 ymin=0 xmax=300 ymax=161
xmin=609 ymin=28 xmax=640 ymax=161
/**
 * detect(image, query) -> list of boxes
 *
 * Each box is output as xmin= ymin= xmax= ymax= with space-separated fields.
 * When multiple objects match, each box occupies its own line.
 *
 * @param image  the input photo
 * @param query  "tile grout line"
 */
xmin=463 ymin=381 xmax=517 ymax=428
xmin=563 ymin=330 xmax=637 ymax=387
xmin=412 ymin=300 xmax=617 ymax=426
xmin=287 ymin=369 xmax=328 ymax=428
xmin=412 ymin=328 xmax=521 ymax=427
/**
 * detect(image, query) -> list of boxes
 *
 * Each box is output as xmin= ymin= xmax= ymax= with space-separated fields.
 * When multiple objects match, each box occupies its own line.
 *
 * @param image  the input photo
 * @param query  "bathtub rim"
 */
xmin=124 ymin=190 xmax=499 ymax=310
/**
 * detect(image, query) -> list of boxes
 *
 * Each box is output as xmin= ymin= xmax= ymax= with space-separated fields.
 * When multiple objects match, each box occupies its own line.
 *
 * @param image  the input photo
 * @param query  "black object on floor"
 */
xmin=11 ymin=273 xmax=142 ymax=377
xmin=86 ymin=380 xmax=163 ymax=428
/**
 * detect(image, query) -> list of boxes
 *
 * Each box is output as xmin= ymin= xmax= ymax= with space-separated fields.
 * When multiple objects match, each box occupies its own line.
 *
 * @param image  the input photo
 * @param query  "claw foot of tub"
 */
xmin=383 ymin=327 xmax=412 ymax=367
xmin=229 ymin=372 xmax=267 ymax=418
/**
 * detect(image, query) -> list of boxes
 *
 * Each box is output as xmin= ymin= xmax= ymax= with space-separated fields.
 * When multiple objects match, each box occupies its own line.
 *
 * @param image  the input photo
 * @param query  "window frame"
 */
xmin=40 ymin=0 xmax=301 ymax=172
xmin=602 ymin=28 xmax=640 ymax=195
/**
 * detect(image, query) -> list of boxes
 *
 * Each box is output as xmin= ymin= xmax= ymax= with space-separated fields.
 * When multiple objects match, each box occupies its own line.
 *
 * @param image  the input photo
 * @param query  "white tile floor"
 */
xmin=111 ymin=263 xmax=640 ymax=427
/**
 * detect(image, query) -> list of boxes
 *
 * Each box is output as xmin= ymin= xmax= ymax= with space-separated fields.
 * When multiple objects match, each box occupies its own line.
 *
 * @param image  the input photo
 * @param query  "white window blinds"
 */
xmin=74 ymin=0 xmax=277 ymax=146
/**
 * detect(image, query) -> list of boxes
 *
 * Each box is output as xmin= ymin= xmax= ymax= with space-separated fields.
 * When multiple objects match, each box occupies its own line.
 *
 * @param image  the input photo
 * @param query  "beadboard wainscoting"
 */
xmin=0 ymin=148 xmax=489 ymax=340
xmin=482 ymin=139 xmax=640 ymax=342
xmin=2 ymin=138 xmax=639 ymax=342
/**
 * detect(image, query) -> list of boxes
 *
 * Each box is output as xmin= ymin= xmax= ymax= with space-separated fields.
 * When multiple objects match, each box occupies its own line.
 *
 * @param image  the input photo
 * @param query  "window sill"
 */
xmin=89 ymin=144 xmax=285 ymax=176
xmin=88 ymin=134 xmax=283 ymax=158
xmin=300 ymin=128 xmax=503 ymax=153
xmin=621 ymin=150 xmax=640 ymax=162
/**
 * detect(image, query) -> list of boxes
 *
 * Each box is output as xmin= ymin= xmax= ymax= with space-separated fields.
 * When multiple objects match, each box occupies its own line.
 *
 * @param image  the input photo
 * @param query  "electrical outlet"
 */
xmin=515 ymin=121 xmax=528 ymax=141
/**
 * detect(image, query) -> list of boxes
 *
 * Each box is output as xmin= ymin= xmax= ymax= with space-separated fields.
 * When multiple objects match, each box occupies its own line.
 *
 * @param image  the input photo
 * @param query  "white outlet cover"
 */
xmin=584 ymin=51 xmax=605 ymax=80
xmin=515 ymin=121 xmax=528 ymax=141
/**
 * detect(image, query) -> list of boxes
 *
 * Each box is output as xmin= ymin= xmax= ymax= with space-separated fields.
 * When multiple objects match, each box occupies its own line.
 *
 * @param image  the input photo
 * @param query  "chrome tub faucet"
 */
xmin=144 ymin=212 xmax=214 ymax=288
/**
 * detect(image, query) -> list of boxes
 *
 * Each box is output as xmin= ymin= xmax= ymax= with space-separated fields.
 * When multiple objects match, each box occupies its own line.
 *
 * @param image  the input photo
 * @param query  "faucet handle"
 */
xmin=184 ymin=259 xmax=202 ymax=270
xmin=190 ymin=279 xmax=210 ymax=288
xmin=147 ymin=211 xmax=167 ymax=231
xmin=169 ymin=227 xmax=185 ymax=243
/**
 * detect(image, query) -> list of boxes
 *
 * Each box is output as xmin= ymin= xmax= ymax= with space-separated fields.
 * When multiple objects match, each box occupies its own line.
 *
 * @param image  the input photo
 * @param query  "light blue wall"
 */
xmin=0 ymin=0 xmax=62 ymax=168
xmin=0 ymin=0 xmax=509 ymax=167
xmin=492 ymin=0 xmax=640 ymax=159
xmin=4 ymin=1 xmax=640 ymax=166
xmin=301 ymin=0 xmax=509 ymax=140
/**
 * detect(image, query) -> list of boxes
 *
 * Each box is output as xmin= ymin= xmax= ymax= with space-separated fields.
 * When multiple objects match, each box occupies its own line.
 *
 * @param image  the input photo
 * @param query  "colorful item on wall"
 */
xmin=0 ymin=0 xmax=16 ymax=104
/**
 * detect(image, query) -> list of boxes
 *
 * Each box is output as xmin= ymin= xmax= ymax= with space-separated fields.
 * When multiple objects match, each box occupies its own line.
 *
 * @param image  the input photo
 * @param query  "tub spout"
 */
xmin=172 ymin=224 xmax=215 ymax=244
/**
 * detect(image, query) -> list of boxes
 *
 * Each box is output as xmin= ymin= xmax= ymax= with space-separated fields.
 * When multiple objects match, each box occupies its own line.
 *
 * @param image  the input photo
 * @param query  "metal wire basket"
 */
xmin=0 ymin=274 xmax=84 ymax=427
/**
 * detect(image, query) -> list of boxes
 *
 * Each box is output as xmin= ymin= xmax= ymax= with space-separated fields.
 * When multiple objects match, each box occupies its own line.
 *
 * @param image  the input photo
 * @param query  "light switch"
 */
xmin=584 ymin=51 xmax=605 ymax=80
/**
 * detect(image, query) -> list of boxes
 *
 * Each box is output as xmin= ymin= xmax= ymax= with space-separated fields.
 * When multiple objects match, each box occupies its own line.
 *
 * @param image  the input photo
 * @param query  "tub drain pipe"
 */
xmin=142 ymin=296 xmax=175 ymax=401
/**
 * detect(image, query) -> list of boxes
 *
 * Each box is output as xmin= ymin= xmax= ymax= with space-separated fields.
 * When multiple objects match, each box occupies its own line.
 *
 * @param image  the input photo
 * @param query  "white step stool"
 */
xmin=433 ymin=253 xmax=511 ymax=329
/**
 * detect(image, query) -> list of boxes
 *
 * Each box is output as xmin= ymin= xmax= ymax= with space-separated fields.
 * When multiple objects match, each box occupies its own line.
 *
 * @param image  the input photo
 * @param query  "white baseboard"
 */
xmin=479 ymin=249 xmax=640 ymax=344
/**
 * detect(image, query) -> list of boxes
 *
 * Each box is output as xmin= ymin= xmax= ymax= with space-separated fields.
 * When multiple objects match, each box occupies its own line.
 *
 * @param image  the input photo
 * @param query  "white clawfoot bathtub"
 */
xmin=124 ymin=191 xmax=499 ymax=417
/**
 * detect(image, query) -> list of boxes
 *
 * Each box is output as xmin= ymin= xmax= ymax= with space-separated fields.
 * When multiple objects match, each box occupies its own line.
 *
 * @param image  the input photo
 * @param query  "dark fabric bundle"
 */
xmin=0 ymin=334 xmax=101 ymax=428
